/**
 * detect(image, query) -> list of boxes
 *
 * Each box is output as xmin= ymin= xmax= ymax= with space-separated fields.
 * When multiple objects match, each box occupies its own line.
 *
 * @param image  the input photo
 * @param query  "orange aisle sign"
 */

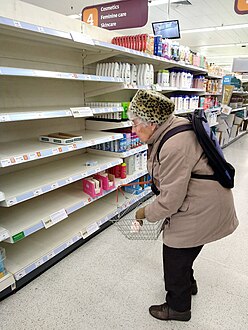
xmin=82 ymin=0 xmax=148 ymax=30
xmin=234 ymin=0 xmax=248 ymax=14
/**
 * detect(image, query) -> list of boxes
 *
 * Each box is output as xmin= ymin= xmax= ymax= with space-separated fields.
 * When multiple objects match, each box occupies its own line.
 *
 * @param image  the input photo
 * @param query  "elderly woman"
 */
xmin=128 ymin=89 xmax=238 ymax=322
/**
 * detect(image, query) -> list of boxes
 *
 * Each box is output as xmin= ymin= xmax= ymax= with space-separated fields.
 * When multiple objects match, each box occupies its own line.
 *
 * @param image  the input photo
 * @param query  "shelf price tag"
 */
xmin=70 ymin=107 xmax=93 ymax=118
xmin=0 ymin=158 xmax=11 ymax=167
xmin=13 ymin=20 xmax=22 ymax=28
xmin=0 ymin=227 xmax=10 ymax=241
xmin=82 ymin=222 xmax=99 ymax=239
xmin=42 ymin=209 xmax=68 ymax=229
xmin=70 ymin=32 xmax=94 ymax=45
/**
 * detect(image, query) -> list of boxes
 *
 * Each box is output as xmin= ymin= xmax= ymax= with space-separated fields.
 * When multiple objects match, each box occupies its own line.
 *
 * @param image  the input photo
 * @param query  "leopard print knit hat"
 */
xmin=128 ymin=89 xmax=175 ymax=124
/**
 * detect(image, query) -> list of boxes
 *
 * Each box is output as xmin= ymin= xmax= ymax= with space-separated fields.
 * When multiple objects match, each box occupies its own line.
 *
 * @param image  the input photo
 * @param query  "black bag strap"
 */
xmin=156 ymin=124 xmax=193 ymax=162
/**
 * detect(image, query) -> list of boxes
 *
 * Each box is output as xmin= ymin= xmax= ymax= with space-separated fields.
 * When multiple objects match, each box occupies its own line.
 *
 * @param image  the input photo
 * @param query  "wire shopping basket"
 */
xmin=111 ymin=182 xmax=164 ymax=240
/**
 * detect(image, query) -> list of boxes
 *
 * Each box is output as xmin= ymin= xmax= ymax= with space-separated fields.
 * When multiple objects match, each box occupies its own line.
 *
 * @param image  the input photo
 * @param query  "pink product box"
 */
xmin=82 ymin=178 xmax=103 ymax=198
xmin=94 ymin=173 xmax=115 ymax=191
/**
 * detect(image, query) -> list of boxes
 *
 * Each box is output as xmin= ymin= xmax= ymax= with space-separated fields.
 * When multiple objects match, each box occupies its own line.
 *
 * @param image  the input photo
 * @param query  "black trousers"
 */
xmin=163 ymin=244 xmax=203 ymax=312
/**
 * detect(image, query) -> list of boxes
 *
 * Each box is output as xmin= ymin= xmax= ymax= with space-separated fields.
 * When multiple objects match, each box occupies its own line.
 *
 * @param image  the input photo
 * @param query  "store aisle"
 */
xmin=1 ymin=135 xmax=248 ymax=330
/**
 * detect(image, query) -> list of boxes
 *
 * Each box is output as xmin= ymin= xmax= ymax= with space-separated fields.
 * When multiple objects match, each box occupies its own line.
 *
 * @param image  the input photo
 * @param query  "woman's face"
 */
xmin=131 ymin=118 xmax=156 ymax=143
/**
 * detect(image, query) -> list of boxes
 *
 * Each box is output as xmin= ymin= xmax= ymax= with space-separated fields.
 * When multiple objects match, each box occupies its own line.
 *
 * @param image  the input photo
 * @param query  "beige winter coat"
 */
xmin=144 ymin=114 xmax=238 ymax=248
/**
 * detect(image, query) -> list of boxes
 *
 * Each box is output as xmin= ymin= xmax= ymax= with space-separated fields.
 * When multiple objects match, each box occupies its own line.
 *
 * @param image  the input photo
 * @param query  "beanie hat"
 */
xmin=129 ymin=89 xmax=175 ymax=124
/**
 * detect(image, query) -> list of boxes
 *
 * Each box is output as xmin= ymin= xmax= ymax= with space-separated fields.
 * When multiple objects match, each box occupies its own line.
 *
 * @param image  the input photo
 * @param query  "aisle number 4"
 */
xmin=83 ymin=8 xmax=99 ymax=27
xmin=234 ymin=0 xmax=248 ymax=14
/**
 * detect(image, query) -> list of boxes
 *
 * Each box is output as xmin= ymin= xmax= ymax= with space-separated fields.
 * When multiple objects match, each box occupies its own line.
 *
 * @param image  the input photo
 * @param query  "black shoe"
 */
xmin=191 ymin=281 xmax=198 ymax=295
xmin=149 ymin=303 xmax=191 ymax=321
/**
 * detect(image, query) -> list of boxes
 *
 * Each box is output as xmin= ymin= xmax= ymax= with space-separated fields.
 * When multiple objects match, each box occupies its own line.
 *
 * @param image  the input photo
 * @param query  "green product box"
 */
xmin=121 ymin=102 xmax=130 ymax=120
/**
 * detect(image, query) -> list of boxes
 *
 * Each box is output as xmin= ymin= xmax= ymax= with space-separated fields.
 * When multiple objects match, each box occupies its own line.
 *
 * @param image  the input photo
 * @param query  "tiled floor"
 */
xmin=1 ymin=134 xmax=248 ymax=330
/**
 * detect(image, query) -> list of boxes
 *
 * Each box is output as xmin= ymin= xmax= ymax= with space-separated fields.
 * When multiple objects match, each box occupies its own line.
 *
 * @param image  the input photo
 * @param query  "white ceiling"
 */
xmin=21 ymin=0 xmax=248 ymax=71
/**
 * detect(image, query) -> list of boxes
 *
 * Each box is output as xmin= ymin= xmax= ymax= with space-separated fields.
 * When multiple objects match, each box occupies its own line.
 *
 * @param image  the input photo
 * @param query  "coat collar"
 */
xmin=147 ymin=114 xmax=175 ymax=145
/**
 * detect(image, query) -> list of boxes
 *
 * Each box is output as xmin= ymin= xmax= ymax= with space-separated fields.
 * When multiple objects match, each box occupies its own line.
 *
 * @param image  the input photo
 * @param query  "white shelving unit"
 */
xmin=0 ymin=0 xmax=231 ymax=299
xmin=0 ymin=168 xmax=148 ymax=243
xmin=1 ymin=187 xmax=151 ymax=281
xmin=0 ymin=131 xmax=123 ymax=167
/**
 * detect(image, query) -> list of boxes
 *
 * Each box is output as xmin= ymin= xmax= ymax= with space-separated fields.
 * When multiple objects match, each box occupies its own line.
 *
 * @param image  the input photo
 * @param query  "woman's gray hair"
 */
xmin=128 ymin=109 xmax=160 ymax=127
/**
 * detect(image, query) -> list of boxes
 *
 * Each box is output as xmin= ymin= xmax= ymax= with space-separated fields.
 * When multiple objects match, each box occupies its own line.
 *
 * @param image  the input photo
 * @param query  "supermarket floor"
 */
xmin=1 ymin=134 xmax=248 ymax=330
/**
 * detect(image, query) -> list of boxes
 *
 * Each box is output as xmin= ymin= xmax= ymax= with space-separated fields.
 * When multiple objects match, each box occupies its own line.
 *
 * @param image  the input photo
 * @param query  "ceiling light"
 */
xmin=182 ymin=23 xmax=248 ymax=34
xmin=216 ymin=23 xmax=248 ymax=30
xmin=182 ymin=27 xmax=215 ymax=33
xmin=199 ymin=43 xmax=248 ymax=49
xmin=148 ymin=0 xmax=191 ymax=6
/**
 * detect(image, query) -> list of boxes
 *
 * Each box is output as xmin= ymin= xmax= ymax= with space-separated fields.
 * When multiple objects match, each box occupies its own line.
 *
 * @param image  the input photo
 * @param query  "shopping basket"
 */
xmin=111 ymin=182 xmax=164 ymax=240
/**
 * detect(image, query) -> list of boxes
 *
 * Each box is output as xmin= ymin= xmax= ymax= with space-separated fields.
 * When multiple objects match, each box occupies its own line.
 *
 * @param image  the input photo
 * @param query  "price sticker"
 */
xmin=0 ymin=159 xmax=11 ymax=167
xmin=0 ymin=228 xmax=10 ymax=241
xmin=50 ymin=209 xmax=68 ymax=225
xmin=29 ymin=152 xmax=38 ymax=160
xmin=70 ymin=107 xmax=93 ymax=118
xmin=52 ymin=148 xmax=59 ymax=155
xmin=14 ymin=155 xmax=24 ymax=164
xmin=70 ymin=32 xmax=94 ymax=45
xmin=82 ymin=222 xmax=99 ymax=239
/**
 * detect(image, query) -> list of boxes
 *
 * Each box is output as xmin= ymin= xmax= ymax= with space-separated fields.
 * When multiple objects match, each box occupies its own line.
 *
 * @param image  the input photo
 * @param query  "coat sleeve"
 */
xmin=145 ymin=142 xmax=196 ymax=222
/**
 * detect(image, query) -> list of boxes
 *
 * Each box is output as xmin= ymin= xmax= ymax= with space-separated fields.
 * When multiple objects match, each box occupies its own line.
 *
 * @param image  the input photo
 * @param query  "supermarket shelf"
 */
xmin=204 ymin=92 xmax=222 ymax=96
xmin=160 ymin=87 xmax=205 ymax=93
xmin=0 ymin=154 xmax=123 ymax=207
xmin=0 ymin=169 xmax=148 ymax=243
xmin=93 ymin=40 xmax=208 ymax=74
xmin=0 ymin=66 xmax=123 ymax=83
xmin=206 ymin=74 xmax=223 ymax=79
xmin=0 ymin=108 xmax=72 ymax=122
xmin=0 ymin=273 xmax=15 ymax=292
xmin=1 ymin=188 xmax=152 ymax=281
xmin=232 ymin=91 xmax=248 ymax=95
xmin=231 ymin=107 xmax=246 ymax=113
xmin=86 ymin=120 xmax=132 ymax=130
xmin=222 ymin=131 xmax=248 ymax=149
xmin=0 ymin=107 xmax=123 ymax=123
xmin=209 ymin=122 xmax=219 ymax=127
xmin=92 ymin=107 xmax=123 ymax=115
xmin=0 ymin=131 xmax=123 ymax=168
xmin=0 ymin=16 xmax=208 ymax=75
xmin=88 ymin=145 xmax=148 ymax=158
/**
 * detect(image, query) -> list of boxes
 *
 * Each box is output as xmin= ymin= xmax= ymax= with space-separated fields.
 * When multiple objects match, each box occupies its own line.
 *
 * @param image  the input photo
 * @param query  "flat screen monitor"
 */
xmin=152 ymin=20 xmax=180 ymax=39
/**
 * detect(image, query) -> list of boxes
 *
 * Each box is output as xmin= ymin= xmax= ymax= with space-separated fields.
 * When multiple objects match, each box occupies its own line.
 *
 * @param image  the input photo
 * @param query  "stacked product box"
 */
xmin=0 ymin=247 xmax=7 ymax=279
xmin=122 ymin=174 xmax=151 ymax=195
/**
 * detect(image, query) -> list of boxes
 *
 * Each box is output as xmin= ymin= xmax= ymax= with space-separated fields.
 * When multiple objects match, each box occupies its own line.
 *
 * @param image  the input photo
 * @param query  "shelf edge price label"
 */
xmin=43 ymin=209 xmax=68 ymax=229
xmin=82 ymin=222 xmax=99 ymax=239
xmin=70 ymin=31 xmax=94 ymax=45
xmin=0 ymin=227 xmax=10 ymax=242
xmin=0 ymin=114 xmax=11 ymax=122
xmin=70 ymin=107 xmax=93 ymax=118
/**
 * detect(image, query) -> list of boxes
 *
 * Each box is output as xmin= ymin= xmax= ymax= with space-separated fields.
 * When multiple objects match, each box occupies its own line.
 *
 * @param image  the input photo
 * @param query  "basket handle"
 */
xmin=116 ymin=180 xmax=151 ymax=203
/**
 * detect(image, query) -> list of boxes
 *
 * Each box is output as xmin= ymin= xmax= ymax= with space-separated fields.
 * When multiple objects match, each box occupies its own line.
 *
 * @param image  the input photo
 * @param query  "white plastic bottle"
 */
xmin=96 ymin=63 xmax=100 ymax=76
xmin=149 ymin=64 xmax=154 ymax=86
xmin=157 ymin=70 xmax=162 ymax=85
xmin=131 ymin=64 xmax=137 ymax=85
xmin=125 ymin=63 xmax=131 ymax=84
xmin=144 ymin=64 xmax=150 ymax=86
xmin=113 ymin=62 xmax=119 ymax=78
